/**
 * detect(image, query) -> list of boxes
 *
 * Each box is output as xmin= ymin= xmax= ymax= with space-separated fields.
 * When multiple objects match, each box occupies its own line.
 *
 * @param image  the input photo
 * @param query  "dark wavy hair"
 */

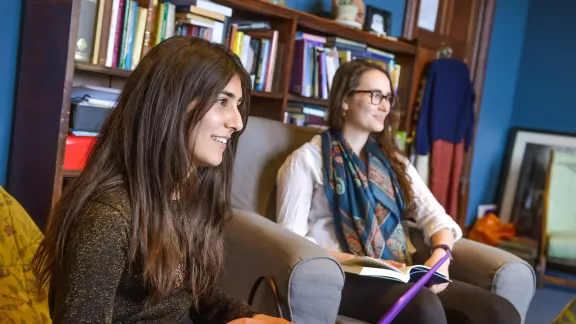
xmin=32 ymin=36 xmax=251 ymax=305
xmin=326 ymin=59 xmax=415 ymax=216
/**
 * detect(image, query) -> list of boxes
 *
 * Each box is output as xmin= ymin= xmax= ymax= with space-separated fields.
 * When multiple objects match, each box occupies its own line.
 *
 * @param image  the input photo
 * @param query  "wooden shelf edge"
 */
xmin=63 ymin=169 xmax=81 ymax=178
xmin=213 ymin=0 xmax=416 ymax=56
xmin=75 ymin=62 xmax=284 ymax=99
xmin=297 ymin=14 xmax=416 ymax=55
xmin=287 ymin=94 xmax=328 ymax=107
xmin=75 ymin=61 xmax=131 ymax=77
xmin=251 ymin=90 xmax=284 ymax=99
xmin=214 ymin=0 xmax=296 ymax=19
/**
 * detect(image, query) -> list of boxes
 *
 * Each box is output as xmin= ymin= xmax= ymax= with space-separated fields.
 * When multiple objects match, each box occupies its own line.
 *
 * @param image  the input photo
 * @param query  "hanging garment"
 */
xmin=430 ymin=139 xmax=465 ymax=218
xmin=414 ymin=58 xmax=475 ymax=219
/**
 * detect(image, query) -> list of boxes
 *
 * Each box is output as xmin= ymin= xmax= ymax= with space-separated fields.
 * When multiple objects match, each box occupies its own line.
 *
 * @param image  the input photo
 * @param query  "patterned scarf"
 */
xmin=321 ymin=130 xmax=409 ymax=263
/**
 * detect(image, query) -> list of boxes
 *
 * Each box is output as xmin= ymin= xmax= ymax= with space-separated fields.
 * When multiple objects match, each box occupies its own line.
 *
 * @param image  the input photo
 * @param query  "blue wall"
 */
xmin=288 ymin=0 xmax=406 ymax=37
xmin=512 ymin=0 xmax=576 ymax=133
xmin=0 ymin=0 xmax=22 ymax=187
xmin=466 ymin=0 xmax=531 ymax=224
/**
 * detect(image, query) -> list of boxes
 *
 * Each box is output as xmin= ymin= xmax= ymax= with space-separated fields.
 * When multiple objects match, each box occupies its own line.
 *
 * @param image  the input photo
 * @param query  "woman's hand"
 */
xmin=423 ymin=248 xmax=451 ymax=294
xmin=253 ymin=314 xmax=293 ymax=323
xmin=228 ymin=314 xmax=293 ymax=324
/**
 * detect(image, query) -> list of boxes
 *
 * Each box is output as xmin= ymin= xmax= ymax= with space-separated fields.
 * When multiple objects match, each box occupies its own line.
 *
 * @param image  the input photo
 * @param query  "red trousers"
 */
xmin=430 ymin=139 xmax=465 ymax=220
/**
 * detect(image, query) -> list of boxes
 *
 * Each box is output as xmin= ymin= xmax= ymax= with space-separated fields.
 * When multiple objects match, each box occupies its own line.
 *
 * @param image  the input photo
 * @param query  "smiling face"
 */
xmin=189 ymin=75 xmax=244 ymax=167
xmin=342 ymin=69 xmax=394 ymax=134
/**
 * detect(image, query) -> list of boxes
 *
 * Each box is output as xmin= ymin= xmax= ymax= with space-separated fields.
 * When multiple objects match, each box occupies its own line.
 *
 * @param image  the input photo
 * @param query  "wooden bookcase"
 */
xmin=8 ymin=0 xmax=425 ymax=227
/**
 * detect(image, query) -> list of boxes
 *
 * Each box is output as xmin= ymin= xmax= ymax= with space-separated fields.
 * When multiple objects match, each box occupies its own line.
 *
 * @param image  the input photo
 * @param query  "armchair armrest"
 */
xmin=408 ymin=228 xmax=535 ymax=323
xmin=450 ymin=238 xmax=536 ymax=323
xmin=219 ymin=208 xmax=345 ymax=324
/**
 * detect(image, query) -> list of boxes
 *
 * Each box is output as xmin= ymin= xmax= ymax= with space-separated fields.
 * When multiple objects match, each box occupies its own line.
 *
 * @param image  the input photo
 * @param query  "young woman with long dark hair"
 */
xmin=33 ymin=36 xmax=289 ymax=324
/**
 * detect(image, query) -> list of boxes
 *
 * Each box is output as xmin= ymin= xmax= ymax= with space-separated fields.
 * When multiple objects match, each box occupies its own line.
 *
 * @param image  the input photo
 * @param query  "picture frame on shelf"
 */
xmin=498 ymin=128 xmax=576 ymax=240
xmin=363 ymin=5 xmax=392 ymax=36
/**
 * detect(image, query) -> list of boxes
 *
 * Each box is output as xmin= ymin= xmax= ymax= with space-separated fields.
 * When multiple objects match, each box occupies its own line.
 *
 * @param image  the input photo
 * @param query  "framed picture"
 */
xmin=363 ymin=5 xmax=392 ymax=36
xmin=498 ymin=128 xmax=576 ymax=239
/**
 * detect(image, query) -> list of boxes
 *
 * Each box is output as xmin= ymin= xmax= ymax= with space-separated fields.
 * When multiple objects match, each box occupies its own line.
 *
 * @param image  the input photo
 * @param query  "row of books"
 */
xmin=75 ymin=0 xmax=232 ymax=70
xmin=289 ymin=33 xmax=402 ymax=100
xmin=75 ymin=1 xmax=400 ymax=100
xmin=76 ymin=0 xmax=281 ymax=92
xmin=227 ymin=23 xmax=279 ymax=92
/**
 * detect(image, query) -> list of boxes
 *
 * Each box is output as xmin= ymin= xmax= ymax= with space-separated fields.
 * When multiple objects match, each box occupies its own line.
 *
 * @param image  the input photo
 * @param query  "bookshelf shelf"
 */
xmin=296 ymin=12 xmax=416 ymax=56
xmin=214 ymin=0 xmax=295 ymax=19
xmin=74 ymin=62 xmax=283 ymax=99
xmin=63 ymin=169 xmax=81 ymax=178
xmin=213 ymin=0 xmax=416 ymax=56
xmin=287 ymin=94 xmax=328 ymax=107
xmin=252 ymin=90 xmax=283 ymax=99
xmin=75 ymin=61 xmax=131 ymax=77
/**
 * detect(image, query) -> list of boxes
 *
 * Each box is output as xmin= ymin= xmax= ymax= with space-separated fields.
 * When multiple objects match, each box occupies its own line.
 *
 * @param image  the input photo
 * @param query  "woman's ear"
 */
xmin=342 ymin=98 xmax=349 ymax=115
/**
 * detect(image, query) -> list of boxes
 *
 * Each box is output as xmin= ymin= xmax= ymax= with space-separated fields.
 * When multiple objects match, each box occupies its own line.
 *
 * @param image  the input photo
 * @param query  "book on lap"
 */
xmin=340 ymin=256 xmax=451 ymax=285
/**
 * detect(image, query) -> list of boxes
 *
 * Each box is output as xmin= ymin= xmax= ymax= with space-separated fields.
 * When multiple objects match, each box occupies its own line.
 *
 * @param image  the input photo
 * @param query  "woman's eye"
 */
xmin=218 ymin=98 xmax=228 ymax=106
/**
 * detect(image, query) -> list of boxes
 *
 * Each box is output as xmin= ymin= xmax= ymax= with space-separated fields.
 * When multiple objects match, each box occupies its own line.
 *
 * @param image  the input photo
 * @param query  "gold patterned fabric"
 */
xmin=553 ymin=297 xmax=576 ymax=324
xmin=0 ymin=185 xmax=51 ymax=323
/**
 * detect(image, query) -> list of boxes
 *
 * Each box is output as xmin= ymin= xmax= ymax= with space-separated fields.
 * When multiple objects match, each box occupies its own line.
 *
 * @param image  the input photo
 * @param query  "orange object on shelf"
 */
xmin=469 ymin=213 xmax=516 ymax=246
xmin=63 ymin=135 xmax=96 ymax=171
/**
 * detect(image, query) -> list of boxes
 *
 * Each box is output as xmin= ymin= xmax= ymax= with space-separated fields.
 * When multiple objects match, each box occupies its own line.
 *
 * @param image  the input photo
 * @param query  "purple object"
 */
xmin=377 ymin=251 xmax=451 ymax=324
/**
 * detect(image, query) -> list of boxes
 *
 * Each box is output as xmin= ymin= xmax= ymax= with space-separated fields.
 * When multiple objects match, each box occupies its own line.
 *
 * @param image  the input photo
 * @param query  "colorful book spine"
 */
xmin=124 ymin=1 xmax=138 ymax=70
xmin=115 ymin=0 xmax=130 ymax=67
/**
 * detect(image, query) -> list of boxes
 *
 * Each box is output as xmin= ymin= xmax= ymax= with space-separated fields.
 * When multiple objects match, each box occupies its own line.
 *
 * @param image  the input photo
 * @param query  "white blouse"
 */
xmin=276 ymin=135 xmax=462 ymax=254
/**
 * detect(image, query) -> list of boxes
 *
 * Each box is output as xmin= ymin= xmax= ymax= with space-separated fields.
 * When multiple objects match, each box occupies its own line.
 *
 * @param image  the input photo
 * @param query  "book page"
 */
xmin=400 ymin=265 xmax=451 ymax=284
xmin=340 ymin=256 xmax=402 ymax=274
xmin=340 ymin=265 xmax=409 ymax=283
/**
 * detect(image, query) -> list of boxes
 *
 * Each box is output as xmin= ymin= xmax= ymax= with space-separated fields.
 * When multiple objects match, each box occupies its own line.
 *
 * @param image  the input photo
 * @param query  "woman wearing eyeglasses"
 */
xmin=276 ymin=60 xmax=520 ymax=324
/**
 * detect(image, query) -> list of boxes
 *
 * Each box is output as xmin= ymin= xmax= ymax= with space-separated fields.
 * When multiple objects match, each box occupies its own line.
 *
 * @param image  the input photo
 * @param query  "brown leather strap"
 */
xmin=248 ymin=276 xmax=284 ymax=319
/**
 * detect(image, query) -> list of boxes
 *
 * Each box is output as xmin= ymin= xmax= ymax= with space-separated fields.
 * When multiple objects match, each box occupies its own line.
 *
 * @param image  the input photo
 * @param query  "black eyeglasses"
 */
xmin=350 ymin=90 xmax=397 ymax=107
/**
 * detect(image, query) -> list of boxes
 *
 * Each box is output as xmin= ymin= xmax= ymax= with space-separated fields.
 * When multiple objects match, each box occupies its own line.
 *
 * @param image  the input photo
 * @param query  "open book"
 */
xmin=340 ymin=256 xmax=451 ymax=285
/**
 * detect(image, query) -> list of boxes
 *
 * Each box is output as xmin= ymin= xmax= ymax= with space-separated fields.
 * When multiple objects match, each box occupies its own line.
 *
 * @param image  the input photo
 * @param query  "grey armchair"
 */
xmin=220 ymin=117 xmax=536 ymax=323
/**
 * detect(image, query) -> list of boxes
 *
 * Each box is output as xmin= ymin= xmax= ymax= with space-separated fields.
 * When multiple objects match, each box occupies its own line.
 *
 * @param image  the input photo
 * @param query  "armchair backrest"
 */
xmin=231 ymin=117 xmax=320 ymax=221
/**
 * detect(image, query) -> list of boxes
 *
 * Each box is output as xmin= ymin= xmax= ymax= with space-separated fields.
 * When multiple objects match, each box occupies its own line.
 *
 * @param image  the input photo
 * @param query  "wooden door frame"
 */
xmin=402 ymin=0 xmax=497 ymax=230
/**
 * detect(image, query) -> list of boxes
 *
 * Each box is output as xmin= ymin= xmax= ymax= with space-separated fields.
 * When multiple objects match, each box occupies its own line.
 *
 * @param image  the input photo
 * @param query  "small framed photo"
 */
xmin=364 ymin=5 xmax=392 ymax=36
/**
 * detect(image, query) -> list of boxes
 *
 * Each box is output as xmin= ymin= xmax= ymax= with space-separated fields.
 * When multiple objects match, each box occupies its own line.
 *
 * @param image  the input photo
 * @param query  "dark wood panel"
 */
xmin=287 ymin=94 xmax=328 ymax=107
xmin=249 ymin=98 xmax=284 ymax=121
xmin=458 ymin=0 xmax=496 ymax=230
xmin=75 ymin=61 xmax=131 ymax=77
xmin=212 ymin=0 xmax=295 ymax=19
xmin=8 ymin=0 xmax=78 ymax=228
xmin=269 ymin=18 xmax=297 ymax=96
xmin=63 ymin=169 xmax=81 ymax=178
xmin=395 ymin=52 xmax=419 ymax=133
xmin=404 ymin=0 xmax=483 ymax=63
xmin=447 ymin=0 xmax=477 ymax=42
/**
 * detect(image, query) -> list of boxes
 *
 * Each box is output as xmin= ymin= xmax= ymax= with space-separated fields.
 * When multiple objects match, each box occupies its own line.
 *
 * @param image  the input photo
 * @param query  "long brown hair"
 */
xmin=327 ymin=59 xmax=415 ymax=215
xmin=32 ymin=36 xmax=251 ymax=305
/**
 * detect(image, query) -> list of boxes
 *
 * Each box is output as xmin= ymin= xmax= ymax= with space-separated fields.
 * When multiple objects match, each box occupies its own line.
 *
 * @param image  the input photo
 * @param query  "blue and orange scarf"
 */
xmin=321 ymin=130 xmax=409 ymax=263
